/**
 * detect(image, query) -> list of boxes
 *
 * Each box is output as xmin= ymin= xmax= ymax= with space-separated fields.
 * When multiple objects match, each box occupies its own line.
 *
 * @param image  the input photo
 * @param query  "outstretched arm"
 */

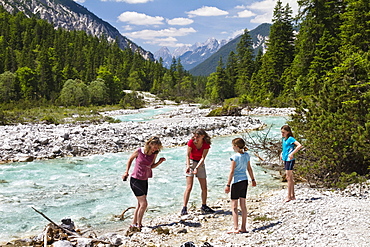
xmin=152 ymin=155 xmax=166 ymax=169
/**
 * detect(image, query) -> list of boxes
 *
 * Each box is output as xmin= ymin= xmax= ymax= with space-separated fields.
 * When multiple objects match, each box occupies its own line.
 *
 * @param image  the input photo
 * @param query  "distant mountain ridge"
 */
xmin=154 ymin=23 xmax=271 ymax=74
xmin=154 ymin=37 xmax=229 ymax=70
xmin=189 ymin=23 xmax=271 ymax=76
xmin=0 ymin=0 xmax=154 ymax=60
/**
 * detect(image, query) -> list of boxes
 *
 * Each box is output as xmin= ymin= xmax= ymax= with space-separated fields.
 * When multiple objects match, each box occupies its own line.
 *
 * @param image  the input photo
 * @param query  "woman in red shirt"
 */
xmin=181 ymin=129 xmax=215 ymax=215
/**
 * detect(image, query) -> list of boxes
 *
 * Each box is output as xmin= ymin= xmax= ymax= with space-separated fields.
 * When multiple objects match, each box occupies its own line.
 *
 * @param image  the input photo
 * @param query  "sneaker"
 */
xmin=201 ymin=205 xmax=215 ymax=214
xmin=181 ymin=207 xmax=188 ymax=215
xmin=128 ymin=224 xmax=141 ymax=232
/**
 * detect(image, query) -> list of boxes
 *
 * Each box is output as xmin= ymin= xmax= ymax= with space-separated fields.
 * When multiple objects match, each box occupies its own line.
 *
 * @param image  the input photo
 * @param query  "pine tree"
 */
xmin=290 ymin=0 xmax=370 ymax=186
xmin=225 ymin=51 xmax=237 ymax=99
xmin=284 ymin=0 xmax=344 ymax=98
xmin=253 ymin=0 xmax=295 ymax=104
xmin=235 ymin=29 xmax=254 ymax=96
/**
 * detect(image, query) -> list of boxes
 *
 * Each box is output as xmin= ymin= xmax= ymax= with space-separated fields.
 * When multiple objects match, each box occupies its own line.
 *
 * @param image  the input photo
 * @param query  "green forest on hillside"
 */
xmin=0 ymin=0 xmax=369 ymax=187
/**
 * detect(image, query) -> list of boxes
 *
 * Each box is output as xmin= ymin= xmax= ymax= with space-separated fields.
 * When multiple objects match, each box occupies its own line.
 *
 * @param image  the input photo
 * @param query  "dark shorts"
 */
xmin=130 ymin=177 xmax=148 ymax=197
xmin=230 ymin=180 xmax=248 ymax=200
xmin=284 ymin=160 xmax=295 ymax=170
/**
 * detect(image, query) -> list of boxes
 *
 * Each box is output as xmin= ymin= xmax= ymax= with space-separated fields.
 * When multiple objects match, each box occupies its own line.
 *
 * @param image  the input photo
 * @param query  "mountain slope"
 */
xmin=0 ymin=0 xmax=154 ymax=60
xmin=189 ymin=23 xmax=271 ymax=76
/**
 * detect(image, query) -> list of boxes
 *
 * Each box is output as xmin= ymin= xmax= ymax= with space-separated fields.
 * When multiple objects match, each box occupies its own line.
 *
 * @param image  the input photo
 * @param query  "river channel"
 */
xmin=0 ymin=108 xmax=289 ymax=242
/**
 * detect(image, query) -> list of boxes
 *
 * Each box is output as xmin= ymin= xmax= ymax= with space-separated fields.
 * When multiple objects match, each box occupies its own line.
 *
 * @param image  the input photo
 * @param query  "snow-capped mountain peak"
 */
xmin=154 ymin=37 xmax=227 ymax=70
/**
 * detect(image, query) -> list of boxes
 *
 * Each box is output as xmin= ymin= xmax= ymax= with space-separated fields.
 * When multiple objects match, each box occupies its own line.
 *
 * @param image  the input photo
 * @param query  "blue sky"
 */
xmin=75 ymin=0 xmax=299 ymax=53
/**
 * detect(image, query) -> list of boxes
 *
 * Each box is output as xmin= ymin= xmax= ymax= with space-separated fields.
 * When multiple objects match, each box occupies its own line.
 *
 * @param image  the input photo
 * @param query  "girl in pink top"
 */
xmin=122 ymin=136 xmax=166 ymax=231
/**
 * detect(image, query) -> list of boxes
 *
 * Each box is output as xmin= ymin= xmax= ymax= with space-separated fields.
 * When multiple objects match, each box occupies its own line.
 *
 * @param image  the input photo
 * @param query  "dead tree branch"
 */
xmin=116 ymin=206 xmax=135 ymax=220
xmin=242 ymin=125 xmax=281 ymax=163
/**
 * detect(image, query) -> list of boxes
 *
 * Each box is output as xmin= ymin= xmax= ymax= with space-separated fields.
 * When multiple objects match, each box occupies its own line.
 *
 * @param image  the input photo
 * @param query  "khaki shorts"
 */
xmin=185 ymin=159 xmax=207 ymax=178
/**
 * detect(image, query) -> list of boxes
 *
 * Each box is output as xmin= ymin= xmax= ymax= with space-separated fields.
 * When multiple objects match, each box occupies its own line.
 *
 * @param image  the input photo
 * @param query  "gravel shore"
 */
xmin=101 ymin=182 xmax=370 ymax=247
xmin=8 ymin=182 xmax=369 ymax=247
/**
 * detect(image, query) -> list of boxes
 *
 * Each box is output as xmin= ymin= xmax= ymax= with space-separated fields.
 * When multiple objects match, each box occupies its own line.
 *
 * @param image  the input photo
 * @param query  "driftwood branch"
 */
xmin=32 ymin=207 xmax=111 ymax=245
xmin=117 ymin=206 xmax=135 ymax=220
xmin=32 ymin=206 xmax=81 ymax=238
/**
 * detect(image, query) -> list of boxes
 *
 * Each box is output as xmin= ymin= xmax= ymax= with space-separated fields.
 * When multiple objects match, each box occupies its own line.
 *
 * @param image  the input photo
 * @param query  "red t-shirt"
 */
xmin=187 ymin=139 xmax=211 ymax=161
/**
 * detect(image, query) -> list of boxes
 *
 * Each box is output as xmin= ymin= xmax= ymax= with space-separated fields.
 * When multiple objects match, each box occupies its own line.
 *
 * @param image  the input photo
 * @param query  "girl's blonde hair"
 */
xmin=232 ymin=138 xmax=248 ymax=151
xmin=144 ymin=136 xmax=163 ymax=154
xmin=193 ymin=128 xmax=211 ymax=144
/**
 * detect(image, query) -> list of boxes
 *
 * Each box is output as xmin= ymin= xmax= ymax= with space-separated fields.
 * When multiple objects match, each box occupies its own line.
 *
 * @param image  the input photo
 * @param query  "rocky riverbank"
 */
xmin=117 ymin=182 xmax=370 ymax=247
xmin=6 ymin=182 xmax=369 ymax=247
xmin=0 ymin=105 xmax=282 ymax=164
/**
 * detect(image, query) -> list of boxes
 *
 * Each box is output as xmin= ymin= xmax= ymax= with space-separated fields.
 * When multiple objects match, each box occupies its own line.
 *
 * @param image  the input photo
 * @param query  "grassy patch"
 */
xmin=253 ymin=215 xmax=274 ymax=222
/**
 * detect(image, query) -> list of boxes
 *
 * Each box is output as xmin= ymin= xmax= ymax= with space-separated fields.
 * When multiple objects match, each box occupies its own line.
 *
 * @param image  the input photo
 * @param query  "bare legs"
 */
xmin=198 ymin=178 xmax=208 ymax=205
xmin=230 ymin=199 xmax=239 ymax=232
xmin=285 ymin=170 xmax=295 ymax=202
xmin=229 ymin=198 xmax=247 ymax=233
xmin=132 ymin=195 xmax=147 ymax=227
xmin=183 ymin=176 xmax=208 ymax=207
xmin=183 ymin=176 xmax=194 ymax=207
xmin=239 ymin=198 xmax=247 ymax=232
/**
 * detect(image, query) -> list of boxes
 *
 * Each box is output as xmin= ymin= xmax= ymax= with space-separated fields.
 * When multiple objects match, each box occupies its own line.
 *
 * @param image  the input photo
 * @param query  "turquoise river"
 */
xmin=0 ymin=108 xmax=289 ymax=242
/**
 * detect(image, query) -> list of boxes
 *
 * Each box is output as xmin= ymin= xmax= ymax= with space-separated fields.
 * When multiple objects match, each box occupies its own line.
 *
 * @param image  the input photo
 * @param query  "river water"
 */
xmin=0 ymin=109 xmax=288 ymax=242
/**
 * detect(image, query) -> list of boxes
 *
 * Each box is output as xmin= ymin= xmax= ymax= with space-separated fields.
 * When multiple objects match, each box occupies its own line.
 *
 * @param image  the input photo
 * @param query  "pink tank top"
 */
xmin=131 ymin=148 xmax=155 ymax=180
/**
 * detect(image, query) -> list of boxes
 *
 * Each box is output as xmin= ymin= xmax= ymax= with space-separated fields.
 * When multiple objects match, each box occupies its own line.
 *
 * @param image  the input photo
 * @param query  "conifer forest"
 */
xmin=0 ymin=0 xmax=369 ymax=187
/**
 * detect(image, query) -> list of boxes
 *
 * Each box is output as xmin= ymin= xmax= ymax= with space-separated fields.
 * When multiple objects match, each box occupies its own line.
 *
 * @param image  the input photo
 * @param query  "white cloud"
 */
xmin=248 ymin=0 xmax=299 ymax=14
xmin=123 ymin=25 xmax=133 ymax=31
xmin=102 ymin=0 xmax=153 ymax=3
xmin=250 ymin=12 xmax=272 ymax=23
xmin=123 ymin=28 xmax=196 ymax=48
xmin=74 ymin=0 xmax=86 ymax=3
xmin=145 ymin=38 xmax=191 ymax=48
xmin=186 ymin=6 xmax=228 ymax=17
xmin=167 ymin=18 xmax=194 ymax=26
xmin=230 ymin=29 xmax=244 ymax=39
xmin=235 ymin=5 xmax=246 ymax=9
xmin=145 ymin=37 xmax=179 ymax=47
xmin=245 ymin=0 xmax=299 ymax=24
xmin=123 ymin=27 xmax=196 ymax=40
xmin=237 ymin=9 xmax=256 ymax=18
xmin=117 ymin=11 xmax=164 ymax=25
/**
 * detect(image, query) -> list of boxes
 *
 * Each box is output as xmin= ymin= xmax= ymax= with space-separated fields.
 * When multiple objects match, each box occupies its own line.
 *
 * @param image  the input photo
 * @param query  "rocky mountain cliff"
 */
xmin=0 ymin=0 xmax=154 ymax=60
